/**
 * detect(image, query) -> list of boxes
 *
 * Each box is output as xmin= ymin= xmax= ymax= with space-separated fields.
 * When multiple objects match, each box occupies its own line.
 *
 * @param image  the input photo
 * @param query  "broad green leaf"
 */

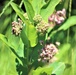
xmin=0 ymin=41 xmax=18 ymax=75
xmin=40 ymin=0 xmax=61 ymax=21
xmin=28 ymin=25 xmax=38 ymax=47
xmin=7 ymin=32 xmax=24 ymax=57
xmin=0 ymin=34 xmax=9 ymax=46
xmin=10 ymin=2 xmax=24 ymax=14
xmin=25 ymin=24 xmax=38 ymax=47
xmin=50 ymin=62 xmax=66 ymax=75
xmin=31 ymin=0 xmax=45 ymax=14
xmin=0 ymin=34 xmax=22 ymax=60
xmin=58 ymin=16 xmax=76 ymax=31
xmin=20 ymin=29 xmax=30 ymax=46
xmin=32 ymin=66 xmax=53 ymax=75
xmin=23 ymin=0 xmax=35 ymax=22
xmin=0 ymin=34 xmax=20 ymax=75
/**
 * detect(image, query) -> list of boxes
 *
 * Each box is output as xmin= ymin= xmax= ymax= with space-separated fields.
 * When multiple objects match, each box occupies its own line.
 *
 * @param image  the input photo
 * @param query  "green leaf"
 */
xmin=10 ymin=2 xmax=24 ymax=15
xmin=0 ymin=34 xmax=9 ymax=46
xmin=0 ymin=34 xmax=22 ymax=60
xmin=31 ymin=0 xmax=45 ymax=14
xmin=23 ymin=0 xmax=35 ymax=22
xmin=25 ymin=24 xmax=38 ymax=47
xmin=10 ymin=2 xmax=28 ymax=24
xmin=50 ymin=62 xmax=66 ymax=75
xmin=58 ymin=16 xmax=76 ymax=31
xmin=32 ymin=66 xmax=53 ymax=75
xmin=40 ymin=0 xmax=61 ymax=21
xmin=0 ymin=41 xmax=18 ymax=75
xmin=56 ymin=43 xmax=71 ymax=61
xmin=7 ymin=30 xmax=24 ymax=57
xmin=20 ymin=29 xmax=30 ymax=46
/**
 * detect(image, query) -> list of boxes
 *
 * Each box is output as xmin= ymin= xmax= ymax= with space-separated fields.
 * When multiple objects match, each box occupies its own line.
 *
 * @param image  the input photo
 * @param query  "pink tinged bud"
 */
xmin=42 ymin=51 xmax=46 ymax=56
xmin=56 ymin=8 xmax=66 ymax=18
xmin=40 ymin=53 xmax=43 ymax=57
xmin=38 ymin=58 xmax=41 ymax=61
xmin=59 ymin=17 xmax=65 ymax=21
xmin=55 ymin=42 xmax=60 ymax=46
xmin=62 ymin=8 xmax=66 ymax=16
xmin=55 ymin=15 xmax=65 ymax=24
xmin=44 ymin=57 xmax=47 ymax=60
xmin=47 ymin=45 xmax=51 ymax=49
xmin=48 ymin=14 xmax=55 ymax=22
xmin=38 ymin=43 xmax=59 ymax=63
xmin=49 ymin=54 xmax=53 ymax=58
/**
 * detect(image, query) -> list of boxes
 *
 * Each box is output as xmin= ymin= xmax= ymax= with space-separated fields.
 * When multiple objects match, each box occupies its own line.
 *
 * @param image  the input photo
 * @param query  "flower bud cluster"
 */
xmin=23 ymin=13 xmax=29 ymax=20
xmin=48 ymin=8 xmax=66 ymax=25
xmin=33 ymin=14 xmax=42 ymax=24
xmin=38 ymin=43 xmax=58 ymax=63
xmin=33 ymin=14 xmax=50 ymax=33
xmin=12 ymin=18 xmax=23 ymax=36
xmin=36 ymin=20 xmax=50 ymax=33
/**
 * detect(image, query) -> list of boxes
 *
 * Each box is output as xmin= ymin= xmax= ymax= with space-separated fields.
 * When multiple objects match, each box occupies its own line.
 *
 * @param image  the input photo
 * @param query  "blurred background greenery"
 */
xmin=0 ymin=0 xmax=21 ymax=75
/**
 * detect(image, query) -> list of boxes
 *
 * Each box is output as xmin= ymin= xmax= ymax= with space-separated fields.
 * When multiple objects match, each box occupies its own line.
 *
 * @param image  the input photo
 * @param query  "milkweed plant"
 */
xmin=0 ymin=0 xmax=76 ymax=75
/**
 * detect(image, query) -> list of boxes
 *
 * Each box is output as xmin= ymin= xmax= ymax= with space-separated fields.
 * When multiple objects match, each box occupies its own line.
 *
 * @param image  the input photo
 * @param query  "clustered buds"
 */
xmin=33 ymin=14 xmax=50 ymax=33
xmin=48 ymin=8 xmax=66 ymax=26
xmin=38 ymin=43 xmax=58 ymax=63
xmin=23 ymin=13 xmax=29 ymax=20
xmin=36 ymin=20 xmax=50 ymax=33
xmin=33 ymin=14 xmax=42 ymax=24
xmin=12 ymin=18 xmax=23 ymax=36
xmin=33 ymin=8 xmax=66 ymax=33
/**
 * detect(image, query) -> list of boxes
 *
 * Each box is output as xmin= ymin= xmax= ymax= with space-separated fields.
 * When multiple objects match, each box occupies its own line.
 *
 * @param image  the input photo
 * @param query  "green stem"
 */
xmin=24 ymin=45 xmax=30 ymax=65
xmin=67 ymin=0 xmax=72 ymax=43
xmin=72 ymin=49 xmax=74 ymax=75
xmin=14 ymin=0 xmax=23 ymax=20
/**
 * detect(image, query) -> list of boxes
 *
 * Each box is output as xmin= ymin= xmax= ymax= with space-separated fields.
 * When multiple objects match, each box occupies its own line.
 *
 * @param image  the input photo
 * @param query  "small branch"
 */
xmin=67 ymin=0 xmax=72 ymax=43
xmin=14 ymin=0 xmax=23 ymax=20
xmin=69 ymin=0 xmax=72 ymax=17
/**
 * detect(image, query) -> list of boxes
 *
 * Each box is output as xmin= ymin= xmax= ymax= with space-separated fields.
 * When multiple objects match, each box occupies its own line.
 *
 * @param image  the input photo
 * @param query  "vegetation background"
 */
xmin=0 ymin=0 xmax=76 ymax=75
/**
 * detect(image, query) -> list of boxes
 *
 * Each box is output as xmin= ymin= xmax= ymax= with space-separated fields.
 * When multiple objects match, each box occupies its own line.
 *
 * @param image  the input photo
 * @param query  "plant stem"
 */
xmin=67 ymin=0 xmax=72 ymax=43
xmin=14 ymin=0 xmax=23 ymax=20
xmin=72 ymin=48 xmax=75 ymax=75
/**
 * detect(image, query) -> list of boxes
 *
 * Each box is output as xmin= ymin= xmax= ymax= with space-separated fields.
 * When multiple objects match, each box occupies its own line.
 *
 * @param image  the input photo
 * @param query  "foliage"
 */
xmin=0 ymin=0 xmax=76 ymax=75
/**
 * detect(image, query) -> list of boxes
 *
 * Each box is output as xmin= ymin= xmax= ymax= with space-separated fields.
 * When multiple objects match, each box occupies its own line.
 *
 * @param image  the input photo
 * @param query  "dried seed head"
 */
xmin=12 ymin=18 xmax=23 ymax=36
